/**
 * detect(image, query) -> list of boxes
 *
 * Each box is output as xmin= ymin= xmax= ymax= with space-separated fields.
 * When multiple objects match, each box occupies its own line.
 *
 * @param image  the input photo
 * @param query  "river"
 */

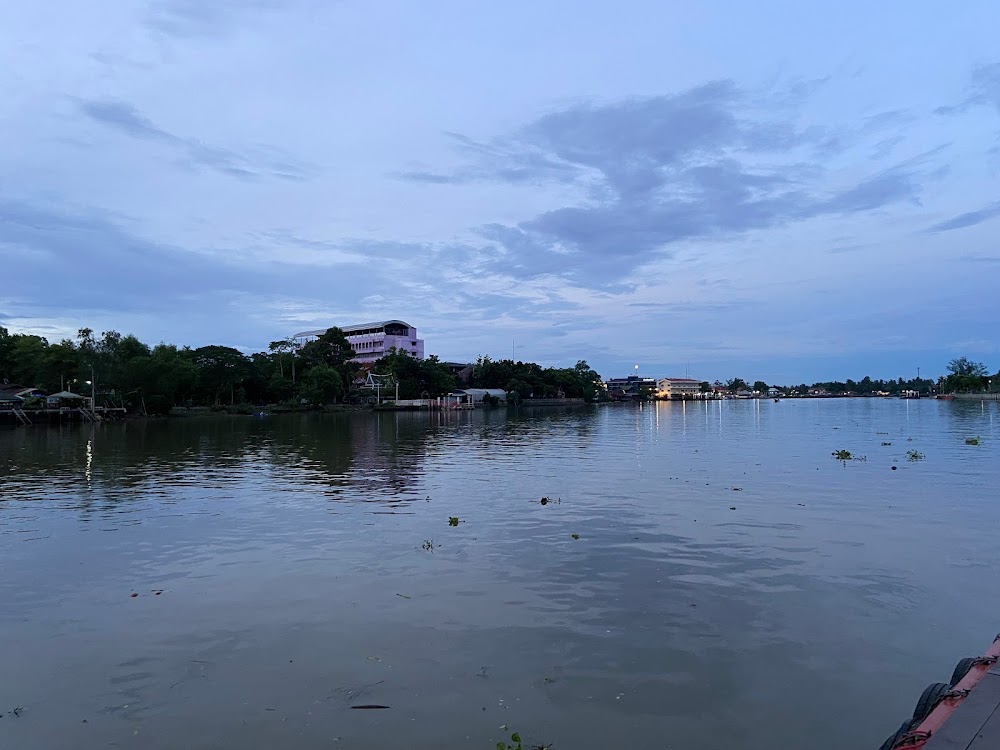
xmin=1 ymin=399 xmax=998 ymax=749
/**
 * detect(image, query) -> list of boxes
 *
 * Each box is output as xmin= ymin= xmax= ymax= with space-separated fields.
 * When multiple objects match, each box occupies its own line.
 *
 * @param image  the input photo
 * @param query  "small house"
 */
xmin=0 ymin=391 xmax=24 ymax=410
xmin=451 ymin=388 xmax=507 ymax=405
xmin=46 ymin=391 xmax=88 ymax=408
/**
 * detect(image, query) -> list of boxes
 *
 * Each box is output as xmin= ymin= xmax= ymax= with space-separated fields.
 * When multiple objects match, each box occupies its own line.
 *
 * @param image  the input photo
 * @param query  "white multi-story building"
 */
xmin=293 ymin=320 xmax=425 ymax=365
xmin=656 ymin=377 xmax=703 ymax=400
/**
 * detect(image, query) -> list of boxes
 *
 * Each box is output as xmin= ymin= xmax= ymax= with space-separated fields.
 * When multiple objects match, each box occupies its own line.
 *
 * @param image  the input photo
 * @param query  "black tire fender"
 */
xmin=950 ymin=657 xmax=977 ymax=687
xmin=912 ymin=682 xmax=952 ymax=722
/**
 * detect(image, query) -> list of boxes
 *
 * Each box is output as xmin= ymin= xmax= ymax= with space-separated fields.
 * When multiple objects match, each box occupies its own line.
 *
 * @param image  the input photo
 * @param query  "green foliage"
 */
xmin=372 ymin=349 xmax=455 ymax=398
xmin=301 ymin=364 xmax=344 ymax=404
xmin=297 ymin=327 xmax=356 ymax=394
xmin=906 ymin=450 xmax=925 ymax=461
xmin=943 ymin=357 xmax=989 ymax=393
xmin=144 ymin=394 xmax=173 ymax=416
xmin=832 ymin=449 xmax=852 ymax=460
xmin=726 ymin=378 xmax=749 ymax=392
xmin=448 ymin=517 xmax=459 ymax=526
xmin=965 ymin=437 xmax=980 ymax=446
xmin=470 ymin=357 xmax=603 ymax=402
xmin=753 ymin=380 xmax=769 ymax=393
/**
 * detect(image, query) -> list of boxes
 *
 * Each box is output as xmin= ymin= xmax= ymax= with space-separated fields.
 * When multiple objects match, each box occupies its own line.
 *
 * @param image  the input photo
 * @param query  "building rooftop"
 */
xmin=293 ymin=320 xmax=414 ymax=339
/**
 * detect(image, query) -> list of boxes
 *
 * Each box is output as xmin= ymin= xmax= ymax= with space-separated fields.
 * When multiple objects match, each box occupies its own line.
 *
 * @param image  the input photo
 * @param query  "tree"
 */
xmin=191 ymin=345 xmax=251 ymax=405
xmin=373 ymin=349 xmax=455 ymax=399
xmin=301 ymin=363 xmax=344 ymax=404
xmin=268 ymin=338 xmax=297 ymax=381
xmin=945 ymin=357 xmax=989 ymax=393
xmin=298 ymin=328 xmax=355 ymax=388
xmin=948 ymin=357 xmax=988 ymax=377
xmin=726 ymin=378 xmax=748 ymax=393
xmin=753 ymin=380 xmax=768 ymax=394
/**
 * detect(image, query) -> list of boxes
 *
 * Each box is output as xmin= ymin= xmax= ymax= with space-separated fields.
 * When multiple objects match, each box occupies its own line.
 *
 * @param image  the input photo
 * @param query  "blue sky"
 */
xmin=1 ymin=0 xmax=998 ymax=383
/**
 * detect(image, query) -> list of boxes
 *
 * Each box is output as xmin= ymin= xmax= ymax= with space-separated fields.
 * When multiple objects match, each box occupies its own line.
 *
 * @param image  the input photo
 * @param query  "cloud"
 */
xmin=925 ymin=201 xmax=1000 ymax=233
xmin=79 ymin=99 xmax=312 ymax=181
xmin=401 ymin=81 xmax=932 ymax=285
xmin=936 ymin=62 xmax=1000 ymax=115
xmin=0 ymin=199 xmax=383 ymax=327
xmin=145 ymin=0 xmax=282 ymax=39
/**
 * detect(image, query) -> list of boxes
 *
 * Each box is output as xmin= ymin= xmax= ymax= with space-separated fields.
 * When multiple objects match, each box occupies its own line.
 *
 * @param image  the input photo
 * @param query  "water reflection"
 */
xmin=1 ymin=401 xmax=998 ymax=750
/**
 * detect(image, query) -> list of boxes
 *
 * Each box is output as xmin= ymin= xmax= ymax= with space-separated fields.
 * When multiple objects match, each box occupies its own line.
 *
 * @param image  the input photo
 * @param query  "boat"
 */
xmin=935 ymin=394 xmax=956 ymax=401
xmin=877 ymin=633 xmax=1000 ymax=749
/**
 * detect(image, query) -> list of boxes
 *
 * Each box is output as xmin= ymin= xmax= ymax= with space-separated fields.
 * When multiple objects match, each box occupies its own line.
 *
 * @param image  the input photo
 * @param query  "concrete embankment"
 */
xmin=953 ymin=393 xmax=1000 ymax=401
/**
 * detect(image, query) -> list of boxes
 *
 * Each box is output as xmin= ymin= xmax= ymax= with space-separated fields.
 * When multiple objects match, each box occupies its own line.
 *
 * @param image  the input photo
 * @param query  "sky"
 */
xmin=1 ymin=1 xmax=999 ymax=384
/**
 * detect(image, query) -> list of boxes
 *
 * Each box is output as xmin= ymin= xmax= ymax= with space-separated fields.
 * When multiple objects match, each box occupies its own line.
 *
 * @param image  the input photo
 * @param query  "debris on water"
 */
xmin=965 ymin=437 xmax=980 ymax=445
xmin=152 ymin=589 xmax=163 ymax=595
xmin=12 ymin=706 xmax=23 ymax=717
xmin=729 ymin=506 xmax=737 ymax=510
xmin=395 ymin=593 xmax=411 ymax=599
xmin=350 ymin=704 xmax=390 ymax=710
xmin=539 ymin=497 xmax=549 ymax=505
xmin=571 ymin=534 xmax=580 ymax=540
xmin=906 ymin=450 xmax=924 ymax=461
xmin=797 ymin=503 xmax=805 ymax=506
xmin=881 ymin=442 xmax=892 ymax=446
xmin=448 ymin=517 xmax=459 ymax=526
xmin=366 ymin=656 xmax=381 ymax=662
xmin=130 ymin=592 xmax=138 ymax=598
xmin=732 ymin=487 xmax=743 ymax=491
xmin=831 ymin=449 xmax=852 ymax=460
xmin=421 ymin=539 xmax=434 ymax=551
xmin=891 ymin=466 xmax=897 ymax=470
xmin=543 ymin=676 xmax=556 ymax=683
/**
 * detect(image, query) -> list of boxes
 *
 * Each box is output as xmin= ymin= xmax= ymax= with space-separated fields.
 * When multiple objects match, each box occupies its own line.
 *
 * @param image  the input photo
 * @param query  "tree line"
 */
xmin=0 ymin=326 xmax=607 ymax=414
xmin=717 ymin=358 xmax=997 ymax=396
xmin=0 ymin=326 xmax=457 ymax=414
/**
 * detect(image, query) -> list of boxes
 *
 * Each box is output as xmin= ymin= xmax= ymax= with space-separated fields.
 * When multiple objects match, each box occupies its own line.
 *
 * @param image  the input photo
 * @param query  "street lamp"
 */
xmin=85 ymin=369 xmax=96 ymax=409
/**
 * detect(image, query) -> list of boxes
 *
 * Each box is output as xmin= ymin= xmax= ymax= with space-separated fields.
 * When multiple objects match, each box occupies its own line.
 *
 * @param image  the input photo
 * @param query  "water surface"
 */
xmin=2 ymin=400 xmax=998 ymax=749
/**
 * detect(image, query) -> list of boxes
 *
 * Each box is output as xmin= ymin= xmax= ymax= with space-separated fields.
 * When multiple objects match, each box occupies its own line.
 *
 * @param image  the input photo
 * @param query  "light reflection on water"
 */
xmin=1 ymin=400 xmax=999 ymax=749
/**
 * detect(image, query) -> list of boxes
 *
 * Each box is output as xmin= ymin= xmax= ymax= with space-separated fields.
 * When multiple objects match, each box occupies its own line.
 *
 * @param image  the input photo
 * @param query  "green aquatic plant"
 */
xmin=497 ymin=732 xmax=523 ymax=750
xmin=421 ymin=539 xmax=434 ymax=551
xmin=906 ymin=450 xmax=924 ymax=461
xmin=448 ymin=517 xmax=459 ymax=526
xmin=965 ymin=437 xmax=980 ymax=446
xmin=832 ymin=449 xmax=852 ymax=460
xmin=571 ymin=533 xmax=580 ymax=540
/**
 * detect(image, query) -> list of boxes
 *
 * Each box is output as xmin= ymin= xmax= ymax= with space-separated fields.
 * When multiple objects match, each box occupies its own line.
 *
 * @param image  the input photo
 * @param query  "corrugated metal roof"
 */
xmin=293 ymin=320 xmax=413 ymax=339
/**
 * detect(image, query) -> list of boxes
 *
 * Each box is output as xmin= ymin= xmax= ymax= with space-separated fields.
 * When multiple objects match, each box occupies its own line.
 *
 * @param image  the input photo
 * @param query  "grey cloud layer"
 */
xmin=401 ymin=81 xmax=928 ymax=283
xmin=79 ymin=100 xmax=311 ymax=181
